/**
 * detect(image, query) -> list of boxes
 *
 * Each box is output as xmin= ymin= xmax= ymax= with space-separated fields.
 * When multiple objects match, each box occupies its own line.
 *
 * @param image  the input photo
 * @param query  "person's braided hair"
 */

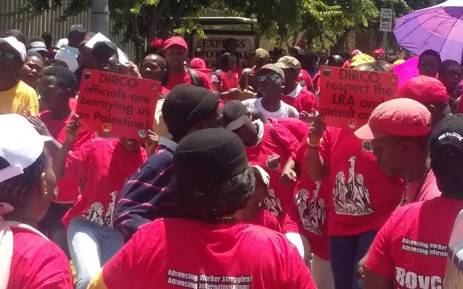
xmin=0 ymin=153 xmax=46 ymax=210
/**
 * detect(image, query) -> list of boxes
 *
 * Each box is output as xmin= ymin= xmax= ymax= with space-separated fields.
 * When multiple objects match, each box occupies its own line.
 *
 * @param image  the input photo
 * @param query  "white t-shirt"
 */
xmin=242 ymin=98 xmax=299 ymax=119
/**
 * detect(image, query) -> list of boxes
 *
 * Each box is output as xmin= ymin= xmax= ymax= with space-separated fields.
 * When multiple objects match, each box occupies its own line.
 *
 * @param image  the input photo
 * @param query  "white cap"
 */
xmin=0 ymin=114 xmax=51 ymax=182
xmin=0 ymin=36 xmax=26 ymax=62
xmin=85 ymin=33 xmax=129 ymax=66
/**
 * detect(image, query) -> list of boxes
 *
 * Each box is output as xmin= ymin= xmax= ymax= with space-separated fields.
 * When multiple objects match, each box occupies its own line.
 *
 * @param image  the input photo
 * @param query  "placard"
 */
xmin=319 ymin=66 xmax=397 ymax=129
xmin=76 ymin=69 xmax=161 ymax=138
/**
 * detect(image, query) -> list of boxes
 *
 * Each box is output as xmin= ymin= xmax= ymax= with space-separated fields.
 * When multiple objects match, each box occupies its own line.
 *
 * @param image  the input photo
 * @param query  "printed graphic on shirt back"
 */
xmin=262 ymin=188 xmax=283 ymax=217
xmin=84 ymin=191 xmax=117 ymax=226
xmin=333 ymin=156 xmax=374 ymax=216
xmin=295 ymin=182 xmax=326 ymax=235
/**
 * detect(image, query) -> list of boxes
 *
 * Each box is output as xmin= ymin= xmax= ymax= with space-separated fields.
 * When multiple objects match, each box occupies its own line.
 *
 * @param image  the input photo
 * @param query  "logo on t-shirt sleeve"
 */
xmin=262 ymin=188 xmax=283 ymax=217
xmin=333 ymin=156 xmax=374 ymax=216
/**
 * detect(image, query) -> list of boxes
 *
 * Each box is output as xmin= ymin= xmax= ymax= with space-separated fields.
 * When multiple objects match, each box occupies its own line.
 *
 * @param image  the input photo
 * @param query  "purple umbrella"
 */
xmin=394 ymin=0 xmax=463 ymax=62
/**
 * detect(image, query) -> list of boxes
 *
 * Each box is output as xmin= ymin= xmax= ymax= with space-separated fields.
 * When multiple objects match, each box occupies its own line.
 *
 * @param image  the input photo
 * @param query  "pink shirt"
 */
xmin=8 ymin=229 xmax=73 ymax=289
xmin=406 ymin=169 xmax=441 ymax=203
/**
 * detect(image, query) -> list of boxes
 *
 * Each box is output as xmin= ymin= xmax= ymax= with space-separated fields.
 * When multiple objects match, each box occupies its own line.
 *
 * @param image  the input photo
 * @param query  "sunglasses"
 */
xmin=0 ymin=51 xmax=17 ymax=61
xmin=257 ymin=74 xmax=280 ymax=82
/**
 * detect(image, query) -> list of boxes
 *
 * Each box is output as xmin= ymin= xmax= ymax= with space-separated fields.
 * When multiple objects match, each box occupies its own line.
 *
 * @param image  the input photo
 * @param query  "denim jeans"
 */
xmin=38 ymin=202 xmax=72 ymax=257
xmin=329 ymin=230 xmax=378 ymax=289
xmin=68 ymin=218 xmax=124 ymax=289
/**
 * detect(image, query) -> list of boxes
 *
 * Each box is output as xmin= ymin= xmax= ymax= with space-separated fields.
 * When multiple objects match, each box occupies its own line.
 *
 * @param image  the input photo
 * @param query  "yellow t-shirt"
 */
xmin=0 ymin=81 xmax=39 ymax=115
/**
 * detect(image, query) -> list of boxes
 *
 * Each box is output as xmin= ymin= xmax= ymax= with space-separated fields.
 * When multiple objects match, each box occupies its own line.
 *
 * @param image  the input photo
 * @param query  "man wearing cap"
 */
xmin=114 ymin=85 xmax=221 ymax=241
xmin=355 ymin=98 xmax=440 ymax=204
xmin=89 ymin=128 xmax=317 ymax=289
xmin=399 ymin=75 xmax=451 ymax=123
xmin=28 ymin=37 xmax=49 ymax=59
xmin=0 ymin=36 xmax=39 ymax=115
xmin=242 ymin=64 xmax=299 ymax=119
xmin=163 ymin=36 xmax=212 ymax=90
xmin=239 ymin=48 xmax=270 ymax=93
xmin=55 ymin=26 xmax=87 ymax=73
xmin=222 ymin=101 xmax=307 ymax=257
xmin=278 ymin=56 xmax=318 ymax=114
xmin=364 ymin=114 xmax=463 ymax=289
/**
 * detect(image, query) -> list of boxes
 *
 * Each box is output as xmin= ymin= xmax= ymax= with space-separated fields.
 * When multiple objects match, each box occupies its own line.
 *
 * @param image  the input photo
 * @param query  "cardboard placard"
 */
xmin=76 ymin=69 xmax=161 ymax=138
xmin=319 ymin=66 xmax=397 ymax=129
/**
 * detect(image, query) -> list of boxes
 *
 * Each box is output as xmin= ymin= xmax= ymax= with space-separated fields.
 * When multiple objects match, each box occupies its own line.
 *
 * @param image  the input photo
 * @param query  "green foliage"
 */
xmin=11 ymin=0 xmax=446 ymax=52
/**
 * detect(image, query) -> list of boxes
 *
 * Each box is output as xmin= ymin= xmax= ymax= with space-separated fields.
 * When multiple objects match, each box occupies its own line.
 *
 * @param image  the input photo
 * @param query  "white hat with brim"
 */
xmin=0 ymin=36 xmax=26 ymax=62
xmin=0 ymin=114 xmax=51 ymax=183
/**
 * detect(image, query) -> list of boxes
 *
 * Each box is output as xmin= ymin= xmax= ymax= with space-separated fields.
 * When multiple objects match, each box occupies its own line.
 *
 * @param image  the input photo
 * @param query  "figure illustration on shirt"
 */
xmin=263 ymin=188 xmax=283 ymax=217
xmin=295 ymin=182 xmax=326 ymax=235
xmin=333 ymin=156 xmax=374 ymax=216
xmin=84 ymin=191 xmax=118 ymax=226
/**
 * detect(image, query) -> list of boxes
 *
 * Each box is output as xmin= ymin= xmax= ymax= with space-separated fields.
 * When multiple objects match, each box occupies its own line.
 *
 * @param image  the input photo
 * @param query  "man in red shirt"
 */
xmin=364 ymin=114 xmax=463 ymax=289
xmin=163 ymin=36 xmax=212 ymax=90
xmin=277 ymin=56 xmax=318 ymax=114
xmin=89 ymin=128 xmax=317 ymax=289
xmin=306 ymin=115 xmax=403 ymax=289
xmin=222 ymin=101 xmax=306 ymax=257
xmin=31 ymin=65 xmax=94 ymax=256
xmin=355 ymin=98 xmax=440 ymax=204
xmin=0 ymin=114 xmax=73 ymax=289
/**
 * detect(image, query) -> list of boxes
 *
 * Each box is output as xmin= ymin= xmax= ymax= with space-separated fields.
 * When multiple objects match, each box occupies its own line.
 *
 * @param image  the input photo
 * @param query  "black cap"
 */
xmin=174 ymin=128 xmax=248 ymax=187
xmin=162 ymin=85 xmax=219 ymax=137
xmin=222 ymin=100 xmax=248 ymax=130
xmin=430 ymin=114 xmax=463 ymax=165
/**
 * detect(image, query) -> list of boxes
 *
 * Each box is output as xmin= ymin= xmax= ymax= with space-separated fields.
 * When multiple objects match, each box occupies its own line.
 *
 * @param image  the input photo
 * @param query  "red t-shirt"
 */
xmin=61 ymin=138 xmax=147 ymax=226
xmin=282 ymin=85 xmax=318 ymax=114
xmin=293 ymin=141 xmax=330 ymax=260
xmin=165 ymin=69 xmax=212 ymax=90
xmin=249 ymin=209 xmax=282 ymax=232
xmin=297 ymin=69 xmax=314 ymax=92
xmin=405 ymin=169 xmax=441 ymax=203
xmin=246 ymin=122 xmax=300 ymax=233
xmin=40 ymin=110 xmax=94 ymax=203
xmin=324 ymin=127 xmax=403 ymax=236
xmin=212 ymin=70 xmax=240 ymax=92
xmin=365 ymin=197 xmax=463 ymax=289
xmin=102 ymin=218 xmax=316 ymax=289
xmin=8 ymin=229 xmax=73 ymax=289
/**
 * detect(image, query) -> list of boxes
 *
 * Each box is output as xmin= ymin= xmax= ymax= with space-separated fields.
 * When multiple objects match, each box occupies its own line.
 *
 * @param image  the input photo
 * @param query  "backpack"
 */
xmin=186 ymin=68 xmax=205 ymax=88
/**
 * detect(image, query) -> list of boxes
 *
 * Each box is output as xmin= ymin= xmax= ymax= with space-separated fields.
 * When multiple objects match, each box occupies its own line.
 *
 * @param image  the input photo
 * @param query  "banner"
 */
xmin=76 ymin=69 xmax=161 ymax=139
xmin=319 ymin=66 xmax=397 ymax=129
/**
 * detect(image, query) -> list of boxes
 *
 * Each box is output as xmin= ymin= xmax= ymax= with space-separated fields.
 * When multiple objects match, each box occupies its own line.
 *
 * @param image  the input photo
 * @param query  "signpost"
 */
xmin=380 ymin=8 xmax=393 ymax=49
xmin=318 ymin=66 xmax=397 ymax=129
xmin=76 ymin=69 xmax=161 ymax=139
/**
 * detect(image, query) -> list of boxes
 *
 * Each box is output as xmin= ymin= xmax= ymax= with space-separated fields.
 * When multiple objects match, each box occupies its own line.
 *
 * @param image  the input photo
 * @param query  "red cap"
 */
xmin=373 ymin=48 xmax=385 ymax=56
xmin=355 ymin=98 xmax=432 ymax=140
xmin=163 ymin=36 xmax=188 ymax=51
xmin=399 ymin=76 xmax=449 ymax=104
xmin=150 ymin=38 xmax=164 ymax=49
xmin=190 ymin=57 xmax=207 ymax=70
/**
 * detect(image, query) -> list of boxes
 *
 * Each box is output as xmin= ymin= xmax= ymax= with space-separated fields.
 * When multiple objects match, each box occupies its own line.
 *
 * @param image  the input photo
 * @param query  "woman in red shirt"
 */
xmin=0 ymin=114 xmax=73 ymax=289
xmin=212 ymin=52 xmax=242 ymax=101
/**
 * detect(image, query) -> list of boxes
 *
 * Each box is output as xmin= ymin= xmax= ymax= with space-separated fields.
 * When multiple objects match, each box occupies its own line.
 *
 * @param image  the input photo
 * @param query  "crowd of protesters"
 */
xmin=1 ymin=23 xmax=463 ymax=289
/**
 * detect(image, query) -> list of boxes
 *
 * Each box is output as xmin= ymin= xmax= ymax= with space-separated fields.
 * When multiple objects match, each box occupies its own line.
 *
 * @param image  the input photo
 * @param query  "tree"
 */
xmin=11 ymin=0 xmax=445 ymax=53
